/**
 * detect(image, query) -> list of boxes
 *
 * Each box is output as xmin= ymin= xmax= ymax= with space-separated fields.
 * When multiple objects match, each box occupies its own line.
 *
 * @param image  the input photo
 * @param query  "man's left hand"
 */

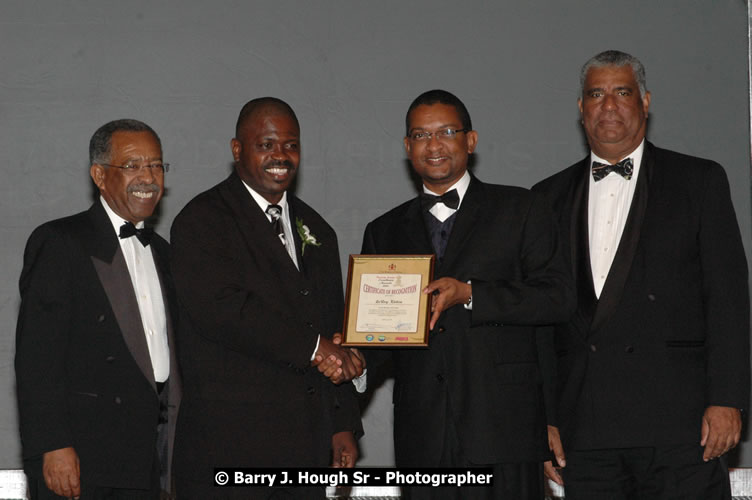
xmin=423 ymin=278 xmax=471 ymax=330
xmin=700 ymin=405 xmax=742 ymax=462
xmin=544 ymin=425 xmax=565 ymax=486
xmin=331 ymin=431 xmax=358 ymax=468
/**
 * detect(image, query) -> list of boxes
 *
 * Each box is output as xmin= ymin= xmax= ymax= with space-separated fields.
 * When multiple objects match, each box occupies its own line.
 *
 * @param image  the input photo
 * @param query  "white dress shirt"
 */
xmin=101 ymin=197 xmax=170 ymax=383
xmin=588 ymin=140 xmax=645 ymax=298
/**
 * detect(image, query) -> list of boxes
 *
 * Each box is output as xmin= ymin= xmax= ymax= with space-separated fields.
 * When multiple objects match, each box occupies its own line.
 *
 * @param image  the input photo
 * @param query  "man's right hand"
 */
xmin=43 ymin=446 xmax=81 ymax=498
xmin=313 ymin=336 xmax=363 ymax=383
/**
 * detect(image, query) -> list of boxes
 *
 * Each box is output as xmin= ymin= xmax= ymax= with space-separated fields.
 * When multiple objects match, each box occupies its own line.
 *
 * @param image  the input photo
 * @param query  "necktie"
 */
xmin=592 ymin=158 xmax=634 ymax=182
xmin=265 ymin=204 xmax=287 ymax=247
xmin=420 ymin=188 xmax=460 ymax=211
xmin=119 ymin=221 xmax=153 ymax=247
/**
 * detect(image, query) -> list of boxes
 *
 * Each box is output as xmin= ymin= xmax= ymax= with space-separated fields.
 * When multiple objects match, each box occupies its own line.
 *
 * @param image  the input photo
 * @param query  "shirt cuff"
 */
xmin=463 ymin=280 xmax=473 ymax=310
xmin=352 ymin=369 xmax=368 ymax=393
xmin=310 ymin=334 xmax=321 ymax=361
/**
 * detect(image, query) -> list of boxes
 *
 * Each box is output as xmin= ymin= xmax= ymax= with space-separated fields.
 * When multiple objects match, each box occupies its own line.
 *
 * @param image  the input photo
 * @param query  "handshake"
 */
xmin=312 ymin=333 xmax=365 ymax=384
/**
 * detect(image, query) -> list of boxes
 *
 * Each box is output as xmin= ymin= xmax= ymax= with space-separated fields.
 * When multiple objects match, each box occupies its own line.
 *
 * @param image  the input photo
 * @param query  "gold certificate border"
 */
xmin=342 ymin=254 xmax=434 ymax=347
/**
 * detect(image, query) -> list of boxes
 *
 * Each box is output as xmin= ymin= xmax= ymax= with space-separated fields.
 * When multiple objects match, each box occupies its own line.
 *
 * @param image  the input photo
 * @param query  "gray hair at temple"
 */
xmin=89 ymin=119 xmax=161 ymax=166
xmin=580 ymin=50 xmax=647 ymax=98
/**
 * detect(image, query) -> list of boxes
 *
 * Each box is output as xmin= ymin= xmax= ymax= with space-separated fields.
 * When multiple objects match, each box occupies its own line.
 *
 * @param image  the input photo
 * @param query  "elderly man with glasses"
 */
xmin=16 ymin=119 xmax=181 ymax=499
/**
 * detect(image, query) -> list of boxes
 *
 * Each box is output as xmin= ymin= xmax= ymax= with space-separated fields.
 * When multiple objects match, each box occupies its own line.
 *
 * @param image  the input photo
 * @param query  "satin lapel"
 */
xmin=223 ymin=173 xmax=303 ymax=279
xmin=590 ymin=146 xmax=652 ymax=332
xmin=402 ymin=197 xmax=435 ymax=256
xmin=86 ymin=203 xmax=155 ymax=390
xmin=570 ymin=160 xmax=598 ymax=323
xmin=151 ymin=244 xmax=180 ymax=396
xmin=439 ymin=178 xmax=482 ymax=273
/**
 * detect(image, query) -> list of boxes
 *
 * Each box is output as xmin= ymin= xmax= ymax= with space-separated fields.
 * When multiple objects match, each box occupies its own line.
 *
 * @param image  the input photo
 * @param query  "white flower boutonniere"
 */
xmin=296 ymin=217 xmax=322 ymax=255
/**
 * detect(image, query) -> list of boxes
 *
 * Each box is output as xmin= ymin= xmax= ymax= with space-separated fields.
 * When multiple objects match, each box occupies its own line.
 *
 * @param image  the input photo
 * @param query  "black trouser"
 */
xmin=402 ymin=407 xmax=544 ymax=500
xmin=175 ymin=475 xmax=325 ymax=500
xmin=563 ymin=445 xmax=732 ymax=500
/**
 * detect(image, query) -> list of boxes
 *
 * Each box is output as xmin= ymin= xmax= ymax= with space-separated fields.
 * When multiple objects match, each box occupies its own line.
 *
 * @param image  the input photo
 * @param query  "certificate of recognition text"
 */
xmin=356 ymin=273 xmax=422 ymax=333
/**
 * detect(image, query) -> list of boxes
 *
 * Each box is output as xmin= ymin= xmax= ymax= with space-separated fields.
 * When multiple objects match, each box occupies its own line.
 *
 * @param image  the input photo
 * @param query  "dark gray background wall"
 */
xmin=1 ymin=0 xmax=750 ymax=468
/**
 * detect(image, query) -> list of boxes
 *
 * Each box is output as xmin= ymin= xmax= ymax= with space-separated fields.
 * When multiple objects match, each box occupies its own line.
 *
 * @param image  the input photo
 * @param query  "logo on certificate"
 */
xmin=378 ymin=336 xmax=386 ymax=342
xmin=366 ymin=335 xmax=374 ymax=341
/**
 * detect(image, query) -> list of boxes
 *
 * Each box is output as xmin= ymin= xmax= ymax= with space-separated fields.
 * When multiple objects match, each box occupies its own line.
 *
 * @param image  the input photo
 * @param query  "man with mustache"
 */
xmin=533 ymin=50 xmax=749 ymax=499
xmin=16 ymin=119 xmax=181 ymax=499
xmin=170 ymin=97 xmax=362 ymax=499
xmin=360 ymin=89 xmax=574 ymax=499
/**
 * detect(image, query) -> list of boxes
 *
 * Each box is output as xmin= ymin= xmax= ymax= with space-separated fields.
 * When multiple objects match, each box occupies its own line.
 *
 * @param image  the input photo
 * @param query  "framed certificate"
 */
xmin=342 ymin=254 xmax=434 ymax=347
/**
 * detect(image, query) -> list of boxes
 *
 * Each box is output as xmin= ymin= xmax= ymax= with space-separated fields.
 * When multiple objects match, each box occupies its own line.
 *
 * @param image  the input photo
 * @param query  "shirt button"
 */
xmin=436 ymin=374 xmax=445 ymax=383
xmin=97 ymin=314 xmax=106 ymax=323
xmin=648 ymin=294 xmax=656 ymax=301
xmin=590 ymin=344 xmax=597 ymax=352
xmin=625 ymin=346 xmax=634 ymax=353
xmin=114 ymin=397 xmax=122 ymax=404
xmin=307 ymin=386 xmax=316 ymax=395
xmin=299 ymin=289 xmax=310 ymax=296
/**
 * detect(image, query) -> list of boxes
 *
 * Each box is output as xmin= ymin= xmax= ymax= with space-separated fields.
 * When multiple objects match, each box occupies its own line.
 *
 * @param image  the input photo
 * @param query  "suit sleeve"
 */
xmin=330 ymin=382 xmax=364 ymax=438
xmin=698 ymin=164 xmax=750 ymax=411
xmin=536 ymin=326 xmax=557 ymax=426
xmin=324 ymin=237 xmax=364 ymax=438
xmin=15 ymin=225 xmax=75 ymax=458
xmin=471 ymin=191 xmax=576 ymax=325
xmin=170 ymin=202 xmax=318 ymax=370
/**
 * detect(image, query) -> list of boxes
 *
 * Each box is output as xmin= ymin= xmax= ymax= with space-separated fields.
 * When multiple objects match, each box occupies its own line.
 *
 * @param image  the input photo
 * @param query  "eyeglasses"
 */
xmin=100 ymin=162 xmax=170 ymax=173
xmin=407 ymin=128 xmax=469 ymax=142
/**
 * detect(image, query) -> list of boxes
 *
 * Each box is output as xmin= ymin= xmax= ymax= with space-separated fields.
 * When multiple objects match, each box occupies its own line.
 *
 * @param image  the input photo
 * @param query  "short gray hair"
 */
xmin=89 ymin=119 xmax=161 ymax=166
xmin=580 ymin=50 xmax=647 ymax=97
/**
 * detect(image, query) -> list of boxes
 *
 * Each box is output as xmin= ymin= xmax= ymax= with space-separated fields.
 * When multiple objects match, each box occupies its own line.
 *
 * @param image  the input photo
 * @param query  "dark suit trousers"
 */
xmin=175 ymin=476 xmax=325 ymax=500
xmin=563 ymin=445 xmax=731 ymax=500
xmin=403 ymin=400 xmax=544 ymax=500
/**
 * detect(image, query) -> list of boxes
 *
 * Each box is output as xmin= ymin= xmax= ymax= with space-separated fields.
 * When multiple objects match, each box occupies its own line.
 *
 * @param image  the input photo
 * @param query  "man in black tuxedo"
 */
xmin=360 ymin=89 xmax=575 ymax=499
xmin=16 ymin=119 xmax=181 ymax=499
xmin=533 ymin=50 xmax=750 ymax=499
xmin=170 ymin=97 xmax=362 ymax=499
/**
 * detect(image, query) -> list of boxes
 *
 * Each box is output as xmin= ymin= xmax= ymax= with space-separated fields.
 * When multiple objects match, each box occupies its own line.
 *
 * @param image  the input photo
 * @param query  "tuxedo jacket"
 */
xmin=361 ymin=176 xmax=575 ymax=466
xmin=532 ymin=142 xmax=750 ymax=451
xmin=15 ymin=201 xmax=181 ymax=490
xmin=170 ymin=172 xmax=361 ymax=479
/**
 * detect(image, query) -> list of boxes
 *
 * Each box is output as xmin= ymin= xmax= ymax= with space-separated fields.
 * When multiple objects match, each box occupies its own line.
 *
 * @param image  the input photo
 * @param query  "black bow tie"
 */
xmin=592 ymin=158 xmax=634 ymax=182
xmin=420 ymin=189 xmax=460 ymax=211
xmin=119 ymin=221 xmax=154 ymax=247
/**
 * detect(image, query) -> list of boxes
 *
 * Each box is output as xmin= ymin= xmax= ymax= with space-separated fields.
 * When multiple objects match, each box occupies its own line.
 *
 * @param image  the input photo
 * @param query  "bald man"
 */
xmin=170 ymin=98 xmax=362 ymax=499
